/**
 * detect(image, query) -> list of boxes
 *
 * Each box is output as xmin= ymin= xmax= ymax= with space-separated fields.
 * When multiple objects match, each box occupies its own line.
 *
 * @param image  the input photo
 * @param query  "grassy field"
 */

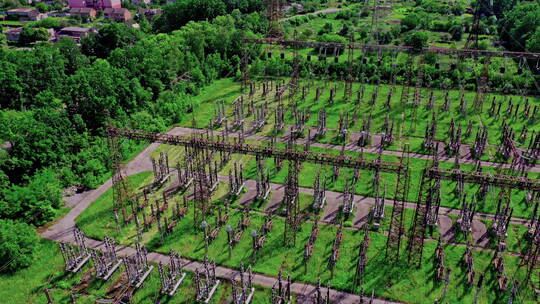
xmin=181 ymin=78 xmax=539 ymax=154
xmin=0 ymin=239 xmax=283 ymax=304
xmin=75 ymin=171 xmax=539 ymax=304
xmin=165 ymin=76 xmax=539 ymax=220
xmin=150 ymin=133 xmax=537 ymax=220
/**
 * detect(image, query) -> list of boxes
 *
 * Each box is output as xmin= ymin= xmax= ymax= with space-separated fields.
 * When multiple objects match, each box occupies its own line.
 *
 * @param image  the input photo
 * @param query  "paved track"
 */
xmin=174 ymin=125 xmax=540 ymax=173
xmin=42 ymin=124 xmax=537 ymax=303
xmin=42 ymin=127 xmax=402 ymax=304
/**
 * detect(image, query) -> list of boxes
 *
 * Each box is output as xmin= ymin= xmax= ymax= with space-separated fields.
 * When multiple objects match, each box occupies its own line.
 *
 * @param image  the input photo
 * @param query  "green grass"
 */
xmin=0 ymin=239 xmax=284 ymax=304
xmin=0 ymin=20 xmax=23 ymax=26
xmin=169 ymin=75 xmax=540 ymax=221
xmin=76 ymin=171 xmax=153 ymax=240
xmin=150 ymin=131 xmax=538 ymax=220
xmin=180 ymin=77 xmax=539 ymax=157
xmin=76 ymin=172 xmax=539 ymax=304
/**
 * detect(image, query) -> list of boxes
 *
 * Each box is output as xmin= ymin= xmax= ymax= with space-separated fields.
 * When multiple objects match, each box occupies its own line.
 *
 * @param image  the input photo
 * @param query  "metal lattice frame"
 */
xmin=245 ymin=38 xmax=540 ymax=59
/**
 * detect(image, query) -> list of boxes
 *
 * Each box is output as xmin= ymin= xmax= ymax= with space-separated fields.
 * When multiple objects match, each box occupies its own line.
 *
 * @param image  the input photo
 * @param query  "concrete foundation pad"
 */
xmin=102 ymin=259 xmax=123 ymax=281
xmin=204 ymin=280 xmax=220 ymax=303
xmin=70 ymin=254 xmax=90 ymax=273
xmin=135 ymin=265 xmax=154 ymax=289
xmin=167 ymin=272 xmax=186 ymax=296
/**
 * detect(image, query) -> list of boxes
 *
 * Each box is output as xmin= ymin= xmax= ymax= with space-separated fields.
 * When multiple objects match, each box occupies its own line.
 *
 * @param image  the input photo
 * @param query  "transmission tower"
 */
xmin=267 ymin=0 xmax=283 ymax=38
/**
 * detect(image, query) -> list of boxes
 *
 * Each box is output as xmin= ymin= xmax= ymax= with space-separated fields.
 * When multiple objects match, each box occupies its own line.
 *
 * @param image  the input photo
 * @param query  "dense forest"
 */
xmin=0 ymin=0 xmax=539 ymax=273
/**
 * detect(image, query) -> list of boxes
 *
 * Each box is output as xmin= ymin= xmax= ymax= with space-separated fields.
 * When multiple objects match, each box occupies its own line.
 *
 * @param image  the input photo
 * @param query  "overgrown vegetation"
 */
xmin=0 ymin=11 xmax=265 ymax=227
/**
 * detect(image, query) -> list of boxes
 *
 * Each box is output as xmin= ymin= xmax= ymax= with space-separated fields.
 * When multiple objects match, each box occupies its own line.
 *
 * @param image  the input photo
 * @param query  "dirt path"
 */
xmin=48 ymin=227 xmax=401 ymax=304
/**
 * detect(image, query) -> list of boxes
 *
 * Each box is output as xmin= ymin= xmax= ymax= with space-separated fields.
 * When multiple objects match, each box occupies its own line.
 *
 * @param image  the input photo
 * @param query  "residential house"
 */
xmin=6 ymin=8 xmax=40 ymax=21
xmin=69 ymin=7 xmax=97 ymax=22
xmin=4 ymin=27 xmax=23 ymax=42
xmin=132 ymin=0 xmax=151 ymax=5
xmin=138 ymin=8 xmax=161 ymax=20
xmin=68 ymin=0 xmax=121 ymax=10
xmin=103 ymin=8 xmax=132 ymax=22
xmin=56 ymin=26 xmax=97 ymax=43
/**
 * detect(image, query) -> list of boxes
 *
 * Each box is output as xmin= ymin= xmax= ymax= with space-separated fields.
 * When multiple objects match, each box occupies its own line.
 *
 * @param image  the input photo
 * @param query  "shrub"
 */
xmin=401 ymin=14 xmax=418 ymax=32
xmin=404 ymin=31 xmax=430 ymax=51
xmin=449 ymin=24 xmax=463 ymax=41
xmin=318 ymin=22 xmax=334 ymax=35
xmin=0 ymin=219 xmax=39 ymax=273
xmin=19 ymin=27 xmax=50 ymax=45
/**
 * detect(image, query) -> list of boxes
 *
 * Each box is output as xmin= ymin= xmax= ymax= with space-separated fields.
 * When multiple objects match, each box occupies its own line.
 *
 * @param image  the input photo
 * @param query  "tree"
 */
xmin=154 ymin=0 xmax=227 ymax=32
xmin=0 ymin=168 xmax=63 ymax=225
xmin=526 ymin=27 xmax=540 ymax=53
xmin=0 ymin=109 xmax=79 ymax=182
xmin=64 ymin=59 xmax=151 ymax=131
xmin=0 ymin=32 xmax=6 ymax=48
xmin=0 ymin=61 xmax=23 ymax=109
xmin=81 ymin=23 xmax=142 ymax=58
xmin=8 ymin=45 xmax=67 ymax=106
xmin=0 ymin=219 xmax=39 ymax=273
xmin=449 ymin=24 xmax=463 ymax=41
xmin=499 ymin=2 xmax=540 ymax=52
xmin=54 ymin=37 xmax=89 ymax=75
xmin=19 ymin=27 xmax=50 ymax=45
xmin=35 ymin=2 xmax=51 ymax=13
xmin=401 ymin=13 xmax=418 ymax=32
xmin=404 ymin=31 xmax=430 ymax=51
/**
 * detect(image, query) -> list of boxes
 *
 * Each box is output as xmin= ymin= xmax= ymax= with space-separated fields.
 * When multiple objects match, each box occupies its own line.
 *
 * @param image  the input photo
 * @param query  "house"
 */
xmin=56 ymin=26 xmax=97 ymax=43
xmin=4 ymin=27 xmax=23 ymax=42
xmin=103 ymin=8 xmax=132 ymax=22
xmin=68 ymin=0 xmax=121 ymax=10
xmin=131 ymin=0 xmax=151 ymax=5
xmin=138 ymin=8 xmax=161 ymax=19
xmin=6 ymin=8 xmax=40 ymax=21
xmin=69 ymin=7 xmax=97 ymax=21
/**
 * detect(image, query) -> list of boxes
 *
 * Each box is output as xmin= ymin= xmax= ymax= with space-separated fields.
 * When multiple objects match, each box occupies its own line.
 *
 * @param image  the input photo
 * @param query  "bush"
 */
xmin=449 ymin=24 xmax=463 ymax=41
xmin=431 ymin=20 xmax=448 ymax=32
xmin=0 ymin=168 xmax=63 ymax=226
xmin=19 ymin=27 xmax=50 ymax=45
xmin=316 ymin=33 xmax=348 ymax=54
xmin=335 ymin=10 xmax=355 ymax=20
xmin=35 ymin=2 xmax=51 ymax=13
xmin=404 ymin=31 xmax=429 ymax=51
xmin=0 ymin=219 xmax=39 ymax=273
xmin=318 ymin=22 xmax=333 ymax=35
xmin=477 ymin=40 xmax=490 ymax=50
xmin=401 ymin=14 xmax=418 ymax=32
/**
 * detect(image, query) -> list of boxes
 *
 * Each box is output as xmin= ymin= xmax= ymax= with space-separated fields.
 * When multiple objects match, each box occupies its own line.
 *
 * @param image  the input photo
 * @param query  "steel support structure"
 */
xmin=266 ymin=0 xmax=283 ymax=38
xmin=244 ymin=38 xmax=540 ymax=59
xmin=108 ymin=127 xmax=540 ymax=192
xmin=385 ymin=151 xmax=410 ymax=260
xmin=109 ymin=133 xmax=131 ymax=228
xmin=407 ymin=168 xmax=432 ymax=266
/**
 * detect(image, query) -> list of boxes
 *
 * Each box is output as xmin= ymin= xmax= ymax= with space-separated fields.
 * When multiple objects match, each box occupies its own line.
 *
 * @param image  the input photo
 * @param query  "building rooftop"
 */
xmin=59 ymin=26 xmax=95 ymax=33
xmin=69 ymin=8 xmax=96 ymax=13
xmin=4 ymin=27 xmax=23 ymax=33
xmin=104 ymin=8 xmax=129 ymax=14
xmin=7 ymin=8 xmax=38 ymax=13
